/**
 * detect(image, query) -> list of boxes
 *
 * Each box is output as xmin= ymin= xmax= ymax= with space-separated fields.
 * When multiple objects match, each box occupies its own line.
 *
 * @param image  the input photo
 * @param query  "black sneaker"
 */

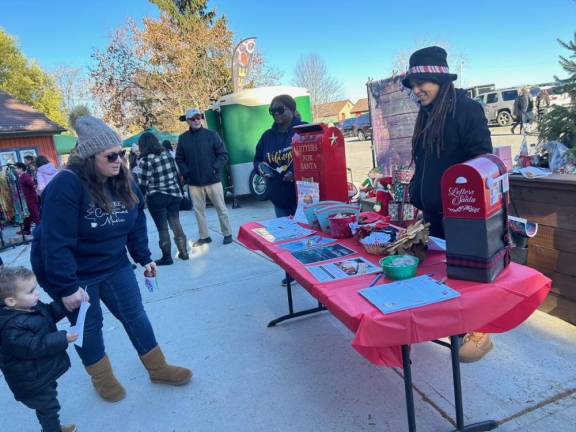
xmin=223 ymin=235 xmax=233 ymax=245
xmin=193 ymin=237 xmax=212 ymax=247
xmin=155 ymin=256 xmax=174 ymax=266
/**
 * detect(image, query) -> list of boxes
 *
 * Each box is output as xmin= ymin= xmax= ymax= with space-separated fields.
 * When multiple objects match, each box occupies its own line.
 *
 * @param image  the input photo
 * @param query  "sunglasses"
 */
xmin=269 ymin=106 xmax=286 ymax=116
xmin=103 ymin=150 xmax=126 ymax=163
xmin=187 ymin=115 xmax=204 ymax=121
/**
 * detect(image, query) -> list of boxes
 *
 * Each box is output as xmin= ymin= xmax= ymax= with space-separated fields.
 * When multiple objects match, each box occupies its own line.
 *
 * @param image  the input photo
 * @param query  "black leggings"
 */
xmin=146 ymin=193 xmax=186 ymax=245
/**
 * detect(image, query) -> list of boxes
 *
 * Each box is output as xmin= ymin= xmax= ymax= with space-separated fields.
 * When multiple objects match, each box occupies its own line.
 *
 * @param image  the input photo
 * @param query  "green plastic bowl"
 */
xmin=379 ymin=255 xmax=419 ymax=280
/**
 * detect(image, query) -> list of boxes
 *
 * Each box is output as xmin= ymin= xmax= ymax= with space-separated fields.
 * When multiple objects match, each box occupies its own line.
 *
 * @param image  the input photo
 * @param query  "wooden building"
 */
xmin=0 ymin=91 xmax=65 ymax=167
xmin=510 ymin=174 xmax=576 ymax=325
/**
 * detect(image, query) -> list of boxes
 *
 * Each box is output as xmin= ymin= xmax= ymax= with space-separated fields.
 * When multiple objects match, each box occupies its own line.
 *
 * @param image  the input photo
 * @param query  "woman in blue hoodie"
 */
xmin=253 ymin=94 xmax=304 ymax=217
xmin=31 ymin=107 xmax=191 ymax=403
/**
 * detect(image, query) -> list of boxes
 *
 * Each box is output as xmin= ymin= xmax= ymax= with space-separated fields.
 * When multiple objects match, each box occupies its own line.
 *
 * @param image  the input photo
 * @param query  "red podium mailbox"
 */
xmin=441 ymin=154 xmax=510 ymax=282
xmin=292 ymin=123 xmax=348 ymax=202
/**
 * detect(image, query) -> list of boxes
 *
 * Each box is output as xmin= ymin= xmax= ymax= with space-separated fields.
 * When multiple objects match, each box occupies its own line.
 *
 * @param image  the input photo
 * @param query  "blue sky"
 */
xmin=2 ymin=0 xmax=576 ymax=102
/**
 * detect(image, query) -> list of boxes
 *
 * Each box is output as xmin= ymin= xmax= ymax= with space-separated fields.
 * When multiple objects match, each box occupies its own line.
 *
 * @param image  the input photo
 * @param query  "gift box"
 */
xmin=388 ymin=202 xmax=418 ymax=227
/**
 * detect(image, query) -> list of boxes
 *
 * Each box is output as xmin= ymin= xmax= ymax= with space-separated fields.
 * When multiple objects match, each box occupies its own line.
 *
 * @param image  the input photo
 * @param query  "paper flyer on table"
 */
xmin=294 ymin=181 xmax=319 ymax=224
xmin=359 ymin=275 xmax=460 ymax=314
xmin=292 ymin=244 xmax=356 ymax=265
xmin=277 ymin=235 xmax=335 ymax=253
xmin=427 ymin=236 xmax=446 ymax=252
xmin=252 ymin=225 xmax=315 ymax=243
xmin=257 ymin=217 xmax=296 ymax=230
xmin=307 ymin=257 xmax=380 ymax=283
xmin=70 ymin=301 xmax=90 ymax=348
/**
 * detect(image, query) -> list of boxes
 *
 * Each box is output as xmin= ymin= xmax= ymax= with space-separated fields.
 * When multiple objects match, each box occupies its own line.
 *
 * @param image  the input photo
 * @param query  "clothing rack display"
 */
xmin=0 ymin=165 xmax=33 ymax=250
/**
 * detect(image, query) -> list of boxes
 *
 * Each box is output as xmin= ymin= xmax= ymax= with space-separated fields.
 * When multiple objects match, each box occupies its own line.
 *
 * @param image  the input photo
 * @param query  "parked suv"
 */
xmin=474 ymin=88 xmax=519 ymax=126
xmin=353 ymin=113 xmax=372 ymax=141
xmin=339 ymin=117 xmax=356 ymax=137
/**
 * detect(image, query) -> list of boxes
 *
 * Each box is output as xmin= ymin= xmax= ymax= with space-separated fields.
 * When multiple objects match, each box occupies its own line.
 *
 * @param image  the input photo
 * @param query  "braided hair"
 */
xmin=411 ymin=81 xmax=457 ymax=162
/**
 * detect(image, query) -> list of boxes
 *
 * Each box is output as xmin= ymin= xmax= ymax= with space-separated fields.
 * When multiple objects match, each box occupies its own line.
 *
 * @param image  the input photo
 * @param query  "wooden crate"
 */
xmin=510 ymin=173 xmax=576 ymax=325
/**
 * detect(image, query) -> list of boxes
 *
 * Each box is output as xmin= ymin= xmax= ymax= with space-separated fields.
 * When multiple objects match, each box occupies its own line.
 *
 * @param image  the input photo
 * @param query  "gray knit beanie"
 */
xmin=69 ymin=106 xmax=122 ymax=159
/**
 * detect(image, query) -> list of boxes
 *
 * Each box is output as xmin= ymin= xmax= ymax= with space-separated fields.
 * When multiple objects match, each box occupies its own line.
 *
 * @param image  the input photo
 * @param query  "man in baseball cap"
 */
xmin=175 ymin=108 xmax=233 ymax=246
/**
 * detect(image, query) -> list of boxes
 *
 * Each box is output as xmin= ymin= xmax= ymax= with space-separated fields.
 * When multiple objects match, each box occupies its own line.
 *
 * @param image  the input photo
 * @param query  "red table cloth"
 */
xmin=238 ymin=222 xmax=551 ymax=368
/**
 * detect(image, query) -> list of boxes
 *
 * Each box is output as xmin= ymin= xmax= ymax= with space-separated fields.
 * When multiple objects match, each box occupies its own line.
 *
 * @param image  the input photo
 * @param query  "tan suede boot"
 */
xmin=140 ymin=346 xmax=192 ymax=385
xmin=61 ymin=425 xmax=77 ymax=432
xmin=459 ymin=332 xmax=493 ymax=363
xmin=85 ymin=355 xmax=126 ymax=402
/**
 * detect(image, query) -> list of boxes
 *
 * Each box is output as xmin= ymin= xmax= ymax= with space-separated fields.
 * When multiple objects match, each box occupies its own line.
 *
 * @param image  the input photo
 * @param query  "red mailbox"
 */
xmin=292 ymin=123 xmax=348 ymax=202
xmin=441 ymin=154 xmax=510 ymax=282
xmin=441 ymin=155 xmax=507 ymax=219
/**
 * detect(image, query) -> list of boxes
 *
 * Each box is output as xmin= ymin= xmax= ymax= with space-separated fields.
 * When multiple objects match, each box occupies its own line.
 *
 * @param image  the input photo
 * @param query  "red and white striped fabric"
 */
xmin=409 ymin=65 xmax=450 ymax=74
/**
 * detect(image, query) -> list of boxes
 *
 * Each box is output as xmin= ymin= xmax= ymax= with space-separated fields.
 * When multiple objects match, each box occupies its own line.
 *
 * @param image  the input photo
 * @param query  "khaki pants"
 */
xmin=189 ymin=182 xmax=231 ymax=239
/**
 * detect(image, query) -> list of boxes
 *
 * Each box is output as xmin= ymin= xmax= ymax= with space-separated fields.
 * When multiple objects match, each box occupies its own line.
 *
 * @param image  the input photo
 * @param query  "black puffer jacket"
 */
xmin=175 ymin=127 xmax=229 ymax=186
xmin=410 ymin=89 xmax=493 ymax=219
xmin=0 ymin=302 xmax=70 ymax=401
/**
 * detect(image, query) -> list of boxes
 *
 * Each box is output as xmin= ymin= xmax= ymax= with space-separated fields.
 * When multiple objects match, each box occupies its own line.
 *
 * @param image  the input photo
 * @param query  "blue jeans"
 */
xmin=274 ymin=204 xmax=297 ymax=218
xmin=61 ymin=265 xmax=158 ymax=367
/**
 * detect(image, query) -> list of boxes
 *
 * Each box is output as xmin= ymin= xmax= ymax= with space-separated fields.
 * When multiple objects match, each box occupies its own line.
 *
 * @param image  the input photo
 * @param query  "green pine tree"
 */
xmin=539 ymin=33 xmax=576 ymax=158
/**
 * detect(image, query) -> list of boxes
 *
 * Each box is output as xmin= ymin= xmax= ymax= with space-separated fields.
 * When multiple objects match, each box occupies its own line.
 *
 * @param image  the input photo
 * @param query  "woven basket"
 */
xmin=361 ymin=242 xmax=390 ymax=256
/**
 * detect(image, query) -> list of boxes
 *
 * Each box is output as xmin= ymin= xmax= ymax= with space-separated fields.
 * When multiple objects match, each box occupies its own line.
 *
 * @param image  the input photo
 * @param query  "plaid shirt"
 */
xmin=137 ymin=152 xmax=182 ymax=198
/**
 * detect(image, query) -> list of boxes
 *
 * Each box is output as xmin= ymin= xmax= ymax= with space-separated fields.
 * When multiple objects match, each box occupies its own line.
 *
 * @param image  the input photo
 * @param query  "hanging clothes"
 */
xmin=0 ymin=170 xmax=15 ymax=222
xmin=6 ymin=167 xmax=29 ymax=225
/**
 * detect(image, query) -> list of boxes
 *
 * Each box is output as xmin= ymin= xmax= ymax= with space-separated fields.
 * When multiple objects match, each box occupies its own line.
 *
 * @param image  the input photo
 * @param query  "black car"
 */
xmin=353 ymin=113 xmax=372 ymax=141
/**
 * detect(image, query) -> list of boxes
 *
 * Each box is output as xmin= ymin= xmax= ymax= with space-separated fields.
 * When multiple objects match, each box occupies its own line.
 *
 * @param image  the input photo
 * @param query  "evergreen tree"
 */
xmin=539 ymin=33 xmax=576 ymax=157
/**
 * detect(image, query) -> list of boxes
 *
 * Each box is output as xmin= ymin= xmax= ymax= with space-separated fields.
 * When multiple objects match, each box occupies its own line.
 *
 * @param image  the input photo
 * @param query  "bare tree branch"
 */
xmin=292 ymin=53 xmax=343 ymax=120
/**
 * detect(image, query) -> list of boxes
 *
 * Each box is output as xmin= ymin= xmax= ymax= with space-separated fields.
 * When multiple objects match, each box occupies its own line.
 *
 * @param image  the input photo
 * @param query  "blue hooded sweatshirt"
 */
xmin=31 ymin=169 xmax=151 ymax=298
xmin=253 ymin=118 xmax=305 ymax=210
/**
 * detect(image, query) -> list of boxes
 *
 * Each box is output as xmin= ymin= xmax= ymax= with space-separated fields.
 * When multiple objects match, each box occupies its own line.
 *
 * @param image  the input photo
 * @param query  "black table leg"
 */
xmin=448 ymin=336 xmax=498 ymax=432
xmin=267 ymin=272 xmax=326 ymax=327
xmin=402 ymin=345 xmax=417 ymax=432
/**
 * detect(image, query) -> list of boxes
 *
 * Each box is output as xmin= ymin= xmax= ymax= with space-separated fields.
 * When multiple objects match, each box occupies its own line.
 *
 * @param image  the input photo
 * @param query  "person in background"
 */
xmin=0 ymin=266 xmax=78 ymax=432
xmin=536 ymin=88 xmax=550 ymax=122
xmin=523 ymin=87 xmax=534 ymax=132
xmin=137 ymin=132 xmax=189 ymax=265
xmin=253 ymin=94 xmax=306 ymax=287
xmin=129 ymin=144 xmax=140 ymax=172
xmin=402 ymin=46 xmax=493 ymax=363
xmin=13 ymin=162 xmax=40 ymax=236
xmin=253 ymin=94 xmax=304 ymax=218
xmin=162 ymin=140 xmax=176 ymax=159
xmin=176 ymin=108 xmax=233 ymax=247
xmin=23 ymin=155 xmax=37 ymax=180
xmin=31 ymin=106 xmax=191 ymax=404
xmin=511 ymin=88 xmax=532 ymax=134
xmin=35 ymin=155 xmax=59 ymax=197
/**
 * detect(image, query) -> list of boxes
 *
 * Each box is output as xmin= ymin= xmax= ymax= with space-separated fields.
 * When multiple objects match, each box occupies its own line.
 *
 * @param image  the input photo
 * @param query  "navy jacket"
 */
xmin=31 ymin=169 xmax=151 ymax=298
xmin=410 ymin=89 xmax=493 ymax=218
xmin=175 ymin=127 xmax=229 ymax=186
xmin=253 ymin=119 xmax=305 ymax=210
xmin=0 ymin=302 xmax=70 ymax=401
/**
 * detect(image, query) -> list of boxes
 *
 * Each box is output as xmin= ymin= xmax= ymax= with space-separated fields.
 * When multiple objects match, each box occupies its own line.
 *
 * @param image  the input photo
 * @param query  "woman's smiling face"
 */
xmin=410 ymin=80 xmax=440 ymax=106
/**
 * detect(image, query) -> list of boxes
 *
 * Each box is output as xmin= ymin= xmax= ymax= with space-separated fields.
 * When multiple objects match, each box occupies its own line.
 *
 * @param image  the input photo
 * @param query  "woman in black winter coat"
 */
xmin=402 ymin=46 xmax=493 ymax=364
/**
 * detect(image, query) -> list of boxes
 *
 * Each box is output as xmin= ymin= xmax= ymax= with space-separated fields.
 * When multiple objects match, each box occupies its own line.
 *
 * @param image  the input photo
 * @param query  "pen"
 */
xmin=369 ymin=273 xmax=383 ymax=287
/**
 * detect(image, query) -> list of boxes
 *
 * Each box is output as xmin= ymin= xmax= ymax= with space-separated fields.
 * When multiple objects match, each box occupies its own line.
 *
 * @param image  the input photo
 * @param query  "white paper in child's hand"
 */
xmin=69 ymin=301 xmax=90 ymax=348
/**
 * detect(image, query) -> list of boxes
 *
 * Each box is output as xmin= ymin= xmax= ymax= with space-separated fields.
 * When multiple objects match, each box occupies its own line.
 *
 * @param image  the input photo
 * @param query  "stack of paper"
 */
xmin=359 ymin=275 xmax=460 ymax=314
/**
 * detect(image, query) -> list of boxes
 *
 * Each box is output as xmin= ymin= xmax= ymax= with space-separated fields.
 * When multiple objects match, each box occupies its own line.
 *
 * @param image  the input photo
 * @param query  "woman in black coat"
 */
xmin=402 ymin=46 xmax=493 ymax=364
